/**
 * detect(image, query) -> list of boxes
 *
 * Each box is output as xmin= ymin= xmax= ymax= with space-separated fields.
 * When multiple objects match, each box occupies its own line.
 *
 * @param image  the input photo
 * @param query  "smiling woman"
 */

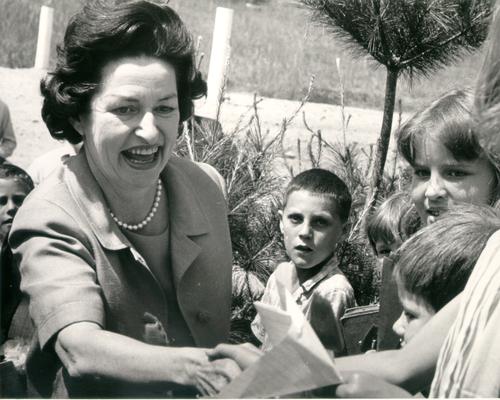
xmin=8 ymin=0 xmax=237 ymax=397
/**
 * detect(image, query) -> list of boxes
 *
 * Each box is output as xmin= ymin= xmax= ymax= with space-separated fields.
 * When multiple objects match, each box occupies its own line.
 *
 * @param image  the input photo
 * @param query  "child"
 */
xmin=0 ymin=163 xmax=33 ymax=245
xmin=366 ymin=192 xmax=420 ymax=261
xmin=390 ymin=205 xmax=500 ymax=348
xmin=365 ymin=192 xmax=421 ymax=351
xmin=1 ymin=163 xmax=34 ymax=342
xmin=397 ymin=89 xmax=500 ymax=226
xmin=251 ymin=168 xmax=356 ymax=354
xmin=0 ymin=163 xmax=34 ymax=396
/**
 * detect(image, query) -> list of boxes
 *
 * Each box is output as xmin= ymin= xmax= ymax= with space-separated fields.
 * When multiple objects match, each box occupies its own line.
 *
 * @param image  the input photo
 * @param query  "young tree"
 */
xmin=299 ymin=0 xmax=491 ymax=223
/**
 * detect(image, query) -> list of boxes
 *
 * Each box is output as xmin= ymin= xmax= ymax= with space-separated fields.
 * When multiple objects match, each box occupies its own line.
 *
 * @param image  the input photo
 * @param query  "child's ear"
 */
xmin=278 ymin=210 xmax=284 ymax=234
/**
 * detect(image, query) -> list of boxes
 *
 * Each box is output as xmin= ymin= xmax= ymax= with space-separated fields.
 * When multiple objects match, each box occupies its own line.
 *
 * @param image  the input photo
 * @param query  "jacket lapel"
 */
xmin=163 ymin=157 xmax=210 ymax=287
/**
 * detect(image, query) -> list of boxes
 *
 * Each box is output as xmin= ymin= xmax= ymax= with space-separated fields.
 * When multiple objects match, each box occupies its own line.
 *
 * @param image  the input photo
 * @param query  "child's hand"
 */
xmin=335 ymin=371 xmax=412 ymax=398
xmin=207 ymin=342 xmax=263 ymax=370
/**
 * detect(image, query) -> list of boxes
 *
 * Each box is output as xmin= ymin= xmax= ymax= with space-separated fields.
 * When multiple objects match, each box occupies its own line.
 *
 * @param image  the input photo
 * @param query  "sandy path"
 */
xmin=0 ymin=67 xmax=405 ymax=170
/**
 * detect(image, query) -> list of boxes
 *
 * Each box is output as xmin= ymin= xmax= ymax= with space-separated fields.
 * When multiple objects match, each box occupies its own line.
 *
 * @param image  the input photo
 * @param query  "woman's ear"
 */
xmin=69 ymin=117 xmax=85 ymax=137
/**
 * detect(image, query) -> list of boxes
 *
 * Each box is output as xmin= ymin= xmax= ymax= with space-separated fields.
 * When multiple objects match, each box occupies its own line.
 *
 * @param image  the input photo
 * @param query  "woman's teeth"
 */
xmin=123 ymin=146 xmax=159 ymax=164
xmin=128 ymin=146 xmax=159 ymax=155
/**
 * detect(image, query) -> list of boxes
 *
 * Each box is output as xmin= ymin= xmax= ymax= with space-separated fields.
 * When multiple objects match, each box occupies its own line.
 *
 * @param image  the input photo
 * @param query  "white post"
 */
xmin=196 ymin=7 xmax=234 ymax=120
xmin=34 ymin=5 xmax=54 ymax=70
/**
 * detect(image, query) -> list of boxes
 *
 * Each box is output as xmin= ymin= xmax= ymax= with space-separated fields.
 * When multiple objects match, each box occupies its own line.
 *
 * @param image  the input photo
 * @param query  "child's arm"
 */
xmin=335 ymin=294 xmax=461 ymax=394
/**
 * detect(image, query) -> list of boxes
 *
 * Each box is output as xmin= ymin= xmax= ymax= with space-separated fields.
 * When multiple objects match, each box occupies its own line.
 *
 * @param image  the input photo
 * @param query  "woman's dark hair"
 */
xmin=40 ymin=0 xmax=207 ymax=144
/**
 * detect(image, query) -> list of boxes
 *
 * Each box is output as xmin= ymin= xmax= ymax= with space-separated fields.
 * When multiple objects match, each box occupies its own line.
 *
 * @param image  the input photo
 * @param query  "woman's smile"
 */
xmin=121 ymin=145 xmax=161 ymax=168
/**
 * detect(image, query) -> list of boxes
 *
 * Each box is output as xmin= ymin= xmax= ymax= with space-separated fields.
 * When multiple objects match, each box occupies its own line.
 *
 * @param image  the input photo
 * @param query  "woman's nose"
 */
xmin=424 ymin=173 xmax=447 ymax=200
xmin=136 ymin=112 xmax=160 ymax=143
xmin=392 ymin=313 xmax=406 ymax=338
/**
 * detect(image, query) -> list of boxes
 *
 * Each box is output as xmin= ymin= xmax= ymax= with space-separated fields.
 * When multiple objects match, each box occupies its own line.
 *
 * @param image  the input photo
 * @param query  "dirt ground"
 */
xmin=0 ymin=66 xmax=404 ymax=171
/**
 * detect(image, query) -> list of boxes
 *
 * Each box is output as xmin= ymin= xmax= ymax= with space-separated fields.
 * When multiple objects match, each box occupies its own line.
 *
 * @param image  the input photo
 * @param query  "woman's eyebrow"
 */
xmin=159 ymin=94 xmax=178 ymax=101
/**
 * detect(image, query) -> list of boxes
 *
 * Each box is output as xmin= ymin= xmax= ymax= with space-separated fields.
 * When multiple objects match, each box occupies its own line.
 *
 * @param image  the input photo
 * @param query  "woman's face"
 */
xmin=410 ymin=135 xmax=497 ymax=225
xmin=74 ymin=56 xmax=180 ymax=191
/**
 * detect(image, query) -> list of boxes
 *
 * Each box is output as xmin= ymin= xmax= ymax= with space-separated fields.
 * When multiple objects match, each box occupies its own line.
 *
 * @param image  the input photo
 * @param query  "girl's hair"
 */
xmin=397 ymin=88 xmax=500 ymax=202
xmin=40 ymin=0 xmax=207 ymax=144
xmin=392 ymin=204 xmax=500 ymax=311
xmin=366 ymin=192 xmax=421 ymax=254
xmin=0 ymin=162 xmax=34 ymax=193
xmin=475 ymin=4 xmax=500 ymax=176
xmin=398 ymin=89 xmax=480 ymax=164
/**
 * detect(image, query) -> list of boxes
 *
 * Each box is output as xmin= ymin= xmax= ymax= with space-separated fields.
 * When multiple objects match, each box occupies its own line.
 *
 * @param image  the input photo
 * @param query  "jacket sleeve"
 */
xmin=9 ymin=198 xmax=105 ymax=349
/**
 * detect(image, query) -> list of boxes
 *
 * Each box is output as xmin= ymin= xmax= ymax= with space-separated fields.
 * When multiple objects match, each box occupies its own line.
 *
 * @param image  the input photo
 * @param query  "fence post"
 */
xmin=195 ymin=7 xmax=234 ymax=120
xmin=34 ymin=5 xmax=54 ymax=70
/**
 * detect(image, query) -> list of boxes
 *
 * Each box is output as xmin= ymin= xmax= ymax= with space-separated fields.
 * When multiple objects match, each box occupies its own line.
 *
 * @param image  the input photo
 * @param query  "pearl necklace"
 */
xmin=109 ymin=179 xmax=162 ymax=231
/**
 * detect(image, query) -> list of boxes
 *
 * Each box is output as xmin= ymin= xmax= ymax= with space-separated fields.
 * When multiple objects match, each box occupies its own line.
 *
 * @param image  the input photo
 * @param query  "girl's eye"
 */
xmin=446 ymin=169 xmax=468 ymax=178
xmin=413 ymin=168 xmax=430 ymax=178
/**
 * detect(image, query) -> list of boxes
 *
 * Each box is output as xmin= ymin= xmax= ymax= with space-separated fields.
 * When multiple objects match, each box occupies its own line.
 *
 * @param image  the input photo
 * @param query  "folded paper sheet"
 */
xmin=217 ymin=281 xmax=343 ymax=398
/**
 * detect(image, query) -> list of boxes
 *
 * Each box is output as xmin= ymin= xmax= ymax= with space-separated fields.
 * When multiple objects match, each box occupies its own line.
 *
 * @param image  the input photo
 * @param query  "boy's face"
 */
xmin=279 ymin=190 xmax=343 ymax=270
xmin=392 ymin=288 xmax=435 ymax=347
xmin=0 ymin=178 xmax=29 ymax=241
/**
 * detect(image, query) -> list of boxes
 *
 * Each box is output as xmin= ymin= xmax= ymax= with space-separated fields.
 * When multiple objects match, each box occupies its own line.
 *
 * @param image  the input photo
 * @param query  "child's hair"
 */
xmin=285 ymin=168 xmax=352 ymax=224
xmin=0 ymin=163 xmax=34 ymax=193
xmin=397 ymin=88 xmax=500 ymax=202
xmin=366 ymin=192 xmax=421 ymax=254
xmin=392 ymin=204 xmax=500 ymax=311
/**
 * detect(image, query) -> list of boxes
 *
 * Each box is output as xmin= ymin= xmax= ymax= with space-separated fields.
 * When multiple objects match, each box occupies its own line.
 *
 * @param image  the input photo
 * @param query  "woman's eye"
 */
xmin=113 ymin=106 xmax=136 ymax=116
xmin=155 ymin=105 xmax=175 ymax=116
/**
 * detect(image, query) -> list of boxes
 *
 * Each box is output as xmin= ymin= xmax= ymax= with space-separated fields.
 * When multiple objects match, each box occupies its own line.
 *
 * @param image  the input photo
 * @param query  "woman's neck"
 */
xmin=85 ymin=153 xmax=168 ymax=235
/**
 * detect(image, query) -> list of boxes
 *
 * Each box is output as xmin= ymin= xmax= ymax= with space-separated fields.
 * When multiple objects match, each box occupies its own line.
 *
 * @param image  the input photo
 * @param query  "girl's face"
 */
xmin=411 ymin=135 xmax=497 ymax=225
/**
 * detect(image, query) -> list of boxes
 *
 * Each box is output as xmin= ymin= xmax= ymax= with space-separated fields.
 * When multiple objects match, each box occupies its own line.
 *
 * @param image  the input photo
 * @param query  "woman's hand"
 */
xmin=207 ymin=342 xmax=263 ymax=370
xmin=194 ymin=358 xmax=242 ymax=396
xmin=335 ymin=371 xmax=412 ymax=398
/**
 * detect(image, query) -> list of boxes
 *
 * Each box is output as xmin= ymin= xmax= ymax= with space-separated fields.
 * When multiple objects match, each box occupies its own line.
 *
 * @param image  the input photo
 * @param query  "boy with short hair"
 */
xmin=251 ymin=168 xmax=356 ymax=354
xmin=390 ymin=205 xmax=500 ymax=347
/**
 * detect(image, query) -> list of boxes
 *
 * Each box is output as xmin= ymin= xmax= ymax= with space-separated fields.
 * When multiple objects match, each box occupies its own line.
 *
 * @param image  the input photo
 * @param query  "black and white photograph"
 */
xmin=0 ymin=0 xmax=499 ymax=398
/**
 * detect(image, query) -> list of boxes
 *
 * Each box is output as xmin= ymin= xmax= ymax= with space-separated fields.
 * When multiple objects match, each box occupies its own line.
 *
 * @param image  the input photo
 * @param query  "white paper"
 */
xmin=217 ymin=281 xmax=343 ymax=398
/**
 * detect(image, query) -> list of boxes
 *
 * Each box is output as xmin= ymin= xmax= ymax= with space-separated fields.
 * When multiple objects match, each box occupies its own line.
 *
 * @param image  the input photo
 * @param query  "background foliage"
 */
xmin=0 ymin=0 xmax=484 ymax=111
